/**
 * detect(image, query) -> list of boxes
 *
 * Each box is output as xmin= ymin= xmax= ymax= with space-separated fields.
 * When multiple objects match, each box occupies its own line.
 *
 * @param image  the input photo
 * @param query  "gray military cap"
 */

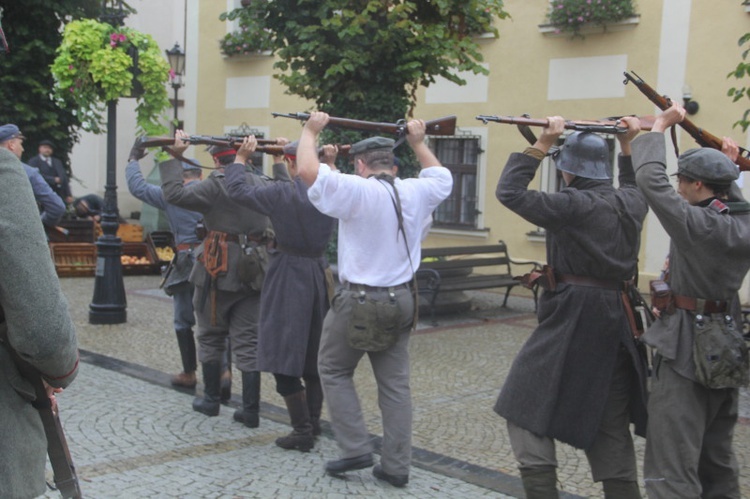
xmin=182 ymin=162 xmax=202 ymax=172
xmin=283 ymin=141 xmax=299 ymax=157
xmin=0 ymin=124 xmax=24 ymax=143
xmin=674 ymin=148 xmax=739 ymax=184
xmin=349 ymin=136 xmax=394 ymax=156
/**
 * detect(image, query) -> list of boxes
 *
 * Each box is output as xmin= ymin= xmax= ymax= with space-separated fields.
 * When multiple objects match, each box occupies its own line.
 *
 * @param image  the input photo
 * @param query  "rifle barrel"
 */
xmin=475 ymin=115 xmax=654 ymax=134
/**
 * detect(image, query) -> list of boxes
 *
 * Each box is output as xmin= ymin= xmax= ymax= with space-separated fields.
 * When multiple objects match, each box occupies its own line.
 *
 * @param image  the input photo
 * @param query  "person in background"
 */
xmin=126 ymin=143 xmax=203 ymax=390
xmin=0 ymin=133 xmax=79 ymax=498
xmin=160 ymin=131 xmax=288 ymax=427
xmin=627 ymin=103 xmax=750 ymax=499
xmin=494 ymin=117 xmax=649 ymax=498
xmin=0 ymin=125 xmax=65 ymax=228
xmin=225 ymin=139 xmax=336 ymax=452
xmin=27 ymin=138 xmax=73 ymax=205
xmin=296 ymin=112 xmax=452 ymax=487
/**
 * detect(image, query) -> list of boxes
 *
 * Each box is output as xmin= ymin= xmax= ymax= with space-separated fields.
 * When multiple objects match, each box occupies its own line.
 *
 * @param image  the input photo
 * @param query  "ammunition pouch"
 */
xmin=346 ymin=287 xmax=403 ymax=352
xmin=163 ymin=250 xmax=195 ymax=296
xmin=515 ymin=264 xmax=557 ymax=292
xmin=693 ymin=312 xmax=749 ymax=389
xmin=237 ymin=241 xmax=269 ymax=292
xmin=650 ymin=279 xmax=673 ymax=315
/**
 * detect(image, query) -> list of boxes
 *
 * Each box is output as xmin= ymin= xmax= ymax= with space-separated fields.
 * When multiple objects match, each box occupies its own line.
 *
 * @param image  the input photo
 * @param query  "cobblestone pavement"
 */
xmin=44 ymin=275 xmax=750 ymax=498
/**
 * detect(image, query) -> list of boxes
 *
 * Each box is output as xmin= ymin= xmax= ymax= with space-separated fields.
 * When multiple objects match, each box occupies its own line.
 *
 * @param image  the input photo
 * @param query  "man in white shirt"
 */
xmin=296 ymin=111 xmax=453 ymax=487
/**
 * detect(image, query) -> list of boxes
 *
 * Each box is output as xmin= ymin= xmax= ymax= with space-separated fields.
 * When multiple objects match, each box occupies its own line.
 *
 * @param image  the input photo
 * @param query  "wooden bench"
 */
xmin=416 ymin=240 xmax=542 ymax=325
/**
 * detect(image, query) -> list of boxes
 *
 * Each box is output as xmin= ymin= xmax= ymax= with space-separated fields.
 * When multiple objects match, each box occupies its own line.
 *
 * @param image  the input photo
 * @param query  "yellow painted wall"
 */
xmin=191 ymin=0 xmax=750 ymax=291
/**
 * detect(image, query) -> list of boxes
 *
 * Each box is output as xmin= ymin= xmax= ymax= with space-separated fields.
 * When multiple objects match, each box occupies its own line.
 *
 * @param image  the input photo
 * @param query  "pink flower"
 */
xmin=168 ymin=68 xmax=176 ymax=80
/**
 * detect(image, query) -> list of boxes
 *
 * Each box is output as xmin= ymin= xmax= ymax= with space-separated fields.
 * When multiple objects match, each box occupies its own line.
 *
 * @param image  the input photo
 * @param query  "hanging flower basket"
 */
xmin=51 ymin=19 xmax=171 ymax=136
xmin=545 ymin=0 xmax=637 ymax=38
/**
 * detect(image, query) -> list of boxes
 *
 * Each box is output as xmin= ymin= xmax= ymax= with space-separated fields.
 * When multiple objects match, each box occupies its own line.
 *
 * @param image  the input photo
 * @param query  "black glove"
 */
xmin=128 ymin=138 xmax=147 ymax=162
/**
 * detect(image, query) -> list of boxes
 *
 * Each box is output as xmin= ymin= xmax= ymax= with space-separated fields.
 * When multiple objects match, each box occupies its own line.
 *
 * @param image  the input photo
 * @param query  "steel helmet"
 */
xmin=554 ymin=132 xmax=611 ymax=180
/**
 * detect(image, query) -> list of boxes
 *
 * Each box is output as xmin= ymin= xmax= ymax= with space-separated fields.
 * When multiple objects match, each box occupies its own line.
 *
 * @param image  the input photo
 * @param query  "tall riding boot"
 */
xmin=171 ymin=328 xmax=197 ymax=388
xmin=233 ymin=371 xmax=261 ymax=428
xmin=305 ymin=378 xmax=323 ymax=436
xmin=192 ymin=361 xmax=222 ymax=416
xmin=602 ymin=479 xmax=642 ymax=499
xmin=275 ymin=390 xmax=315 ymax=452
xmin=520 ymin=467 xmax=559 ymax=499
xmin=220 ymin=369 xmax=232 ymax=404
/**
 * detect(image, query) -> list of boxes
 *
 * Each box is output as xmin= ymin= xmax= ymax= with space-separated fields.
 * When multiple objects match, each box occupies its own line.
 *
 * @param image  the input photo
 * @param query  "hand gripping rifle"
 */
xmin=271 ymin=113 xmax=457 ymax=145
xmin=476 ymin=114 xmax=655 ymax=145
xmin=137 ymin=136 xmax=282 ymax=170
xmin=623 ymin=70 xmax=750 ymax=171
xmin=0 ymin=322 xmax=81 ymax=498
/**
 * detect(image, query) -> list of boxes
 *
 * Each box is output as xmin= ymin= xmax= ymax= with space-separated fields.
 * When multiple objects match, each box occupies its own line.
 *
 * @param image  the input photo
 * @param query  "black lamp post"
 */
xmin=166 ymin=42 xmax=186 ymax=131
xmin=89 ymin=0 xmax=128 ymax=324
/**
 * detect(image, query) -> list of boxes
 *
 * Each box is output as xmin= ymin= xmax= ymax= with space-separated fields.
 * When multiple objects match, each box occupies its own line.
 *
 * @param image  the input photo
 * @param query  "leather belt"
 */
xmin=344 ymin=282 xmax=411 ymax=293
xmin=276 ymin=244 xmax=323 ymax=259
xmin=176 ymin=243 xmax=198 ymax=251
xmin=221 ymin=233 xmax=264 ymax=244
xmin=673 ymin=295 xmax=728 ymax=314
xmin=557 ymin=273 xmax=624 ymax=291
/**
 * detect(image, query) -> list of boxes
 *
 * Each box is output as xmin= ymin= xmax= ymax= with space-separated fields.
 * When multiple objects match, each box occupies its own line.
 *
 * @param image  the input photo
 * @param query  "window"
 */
xmin=431 ymin=135 xmax=482 ymax=229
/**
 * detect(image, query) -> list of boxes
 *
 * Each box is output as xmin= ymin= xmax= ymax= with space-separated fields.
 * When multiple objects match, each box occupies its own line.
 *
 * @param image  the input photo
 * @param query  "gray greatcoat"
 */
xmin=632 ymin=134 xmax=750 ymax=376
xmin=225 ymin=164 xmax=335 ymax=378
xmin=632 ymin=133 xmax=750 ymax=498
xmin=0 ymin=147 xmax=78 ymax=498
xmin=494 ymin=151 xmax=649 ymax=450
xmin=160 ymin=159 xmax=288 ymax=371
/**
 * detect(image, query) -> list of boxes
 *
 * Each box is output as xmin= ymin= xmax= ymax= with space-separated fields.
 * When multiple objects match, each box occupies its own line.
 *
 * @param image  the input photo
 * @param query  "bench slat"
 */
xmin=420 ymin=257 xmax=510 ymax=271
xmin=422 ymin=244 xmax=507 ymax=258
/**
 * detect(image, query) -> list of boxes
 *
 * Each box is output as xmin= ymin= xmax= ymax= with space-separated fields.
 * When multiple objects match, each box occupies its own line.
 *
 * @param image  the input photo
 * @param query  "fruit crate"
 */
xmin=146 ymin=231 xmax=176 ymax=263
xmin=95 ymin=223 xmax=144 ymax=242
xmin=50 ymin=243 xmax=96 ymax=277
xmin=46 ymin=219 xmax=96 ymax=243
xmin=121 ymin=242 xmax=161 ymax=275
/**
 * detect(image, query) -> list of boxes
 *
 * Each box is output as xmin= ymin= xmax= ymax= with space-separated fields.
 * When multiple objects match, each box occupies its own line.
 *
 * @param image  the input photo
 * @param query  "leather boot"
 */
xmin=602 ymin=479 xmax=641 ymax=499
xmin=220 ymin=369 xmax=232 ymax=404
xmin=275 ymin=390 xmax=315 ymax=452
xmin=192 ymin=361 xmax=221 ymax=416
xmin=171 ymin=328 xmax=197 ymax=388
xmin=305 ymin=378 xmax=323 ymax=436
xmin=520 ymin=467 xmax=559 ymax=499
xmin=233 ymin=370 xmax=261 ymax=428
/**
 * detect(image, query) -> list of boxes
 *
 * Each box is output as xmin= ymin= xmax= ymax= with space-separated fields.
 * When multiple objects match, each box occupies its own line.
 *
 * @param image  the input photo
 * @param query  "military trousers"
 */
xmin=507 ymin=345 xmax=639 ymax=483
xmin=318 ymin=285 xmax=415 ymax=476
xmin=644 ymin=356 xmax=740 ymax=499
xmin=193 ymin=286 xmax=260 ymax=372
xmin=172 ymin=283 xmax=196 ymax=331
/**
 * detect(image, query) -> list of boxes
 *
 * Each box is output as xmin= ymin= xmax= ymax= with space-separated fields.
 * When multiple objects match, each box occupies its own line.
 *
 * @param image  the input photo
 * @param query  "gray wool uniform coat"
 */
xmin=160 ymin=159 xmax=288 ymax=371
xmin=0 ymin=147 xmax=78 ymax=498
xmin=632 ymin=134 xmax=750 ymax=376
xmin=225 ymin=164 xmax=335 ymax=378
xmin=493 ymin=151 xmax=649 ymax=450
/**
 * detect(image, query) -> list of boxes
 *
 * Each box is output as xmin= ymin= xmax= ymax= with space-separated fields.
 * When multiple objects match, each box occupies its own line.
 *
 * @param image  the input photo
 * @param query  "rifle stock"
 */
xmin=476 ymin=114 xmax=654 ymax=134
xmin=271 ymin=112 xmax=457 ymax=137
xmin=623 ymin=70 xmax=750 ymax=171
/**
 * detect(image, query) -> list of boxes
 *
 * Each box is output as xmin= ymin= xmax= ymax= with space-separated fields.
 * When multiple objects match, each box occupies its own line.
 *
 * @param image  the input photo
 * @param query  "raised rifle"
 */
xmin=255 ymin=144 xmax=351 ymax=158
xmin=137 ymin=136 xmax=279 ymax=149
xmin=271 ymin=113 xmax=457 ymax=139
xmin=476 ymin=114 xmax=655 ymax=135
xmin=0 ymin=323 xmax=81 ymax=498
xmin=623 ymin=70 xmax=750 ymax=171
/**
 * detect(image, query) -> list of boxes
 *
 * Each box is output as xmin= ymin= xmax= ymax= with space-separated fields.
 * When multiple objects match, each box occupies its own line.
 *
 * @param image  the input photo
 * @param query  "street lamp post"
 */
xmin=166 ymin=42 xmax=186 ymax=131
xmin=89 ymin=0 xmax=128 ymax=324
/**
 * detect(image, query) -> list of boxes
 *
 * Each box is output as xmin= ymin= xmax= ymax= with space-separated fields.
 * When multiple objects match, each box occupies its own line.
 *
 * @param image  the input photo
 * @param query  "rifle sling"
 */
xmin=0 ymin=324 xmax=81 ymax=498
xmin=160 ymin=146 xmax=210 ymax=170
